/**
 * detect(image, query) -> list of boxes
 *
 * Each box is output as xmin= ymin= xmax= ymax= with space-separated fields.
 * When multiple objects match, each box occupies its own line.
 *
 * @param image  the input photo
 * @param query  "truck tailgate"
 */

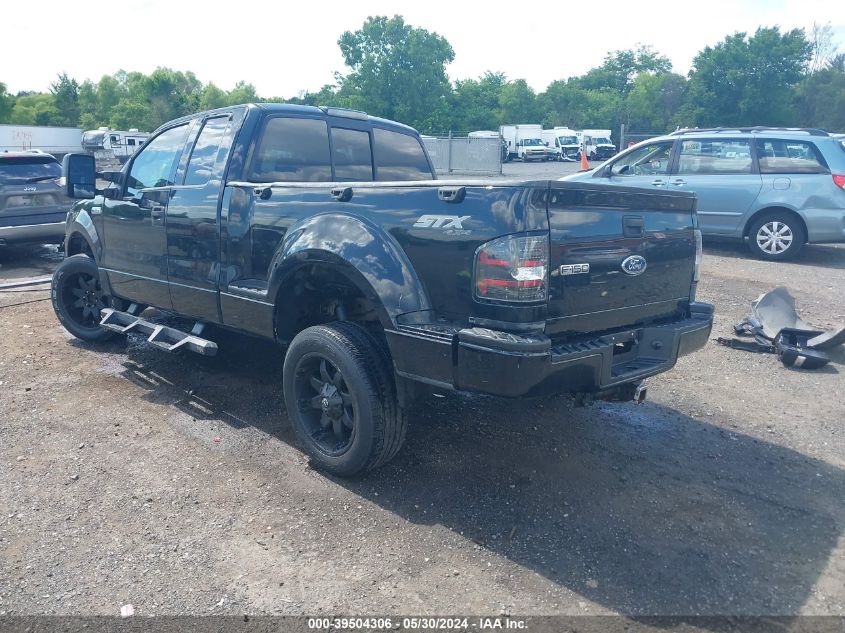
xmin=546 ymin=182 xmax=698 ymax=337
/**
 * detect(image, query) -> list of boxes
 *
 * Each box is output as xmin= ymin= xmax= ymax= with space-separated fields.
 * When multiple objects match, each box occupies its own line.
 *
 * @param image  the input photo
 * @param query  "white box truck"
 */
xmin=542 ymin=127 xmax=581 ymax=161
xmin=577 ymin=129 xmax=617 ymax=161
xmin=499 ymin=124 xmax=546 ymax=162
xmin=0 ymin=124 xmax=82 ymax=160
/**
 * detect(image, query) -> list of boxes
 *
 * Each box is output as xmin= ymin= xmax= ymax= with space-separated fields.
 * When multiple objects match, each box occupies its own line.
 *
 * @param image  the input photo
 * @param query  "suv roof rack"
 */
xmin=671 ymin=127 xmax=830 ymax=137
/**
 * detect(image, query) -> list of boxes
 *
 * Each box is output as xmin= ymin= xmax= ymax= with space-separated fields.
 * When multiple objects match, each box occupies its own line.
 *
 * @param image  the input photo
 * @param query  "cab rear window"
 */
xmin=0 ymin=156 xmax=62 ymax=185
xmin=373 ymin=128 xmax=433 ymax=181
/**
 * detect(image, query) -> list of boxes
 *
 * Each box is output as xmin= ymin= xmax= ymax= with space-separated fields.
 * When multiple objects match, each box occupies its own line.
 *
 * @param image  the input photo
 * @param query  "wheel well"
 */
xmin=66 ymin=233 xmax=93 ymax=257
xmin=744 ymin=207 xmax=808 ymax=243
xmin=273 ymin=263 xmax=385 ymax=346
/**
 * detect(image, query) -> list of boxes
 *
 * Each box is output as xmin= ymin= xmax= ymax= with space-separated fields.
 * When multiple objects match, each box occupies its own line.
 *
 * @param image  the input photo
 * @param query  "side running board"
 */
xmin=99 ymin=308 xmax=218 ymax=356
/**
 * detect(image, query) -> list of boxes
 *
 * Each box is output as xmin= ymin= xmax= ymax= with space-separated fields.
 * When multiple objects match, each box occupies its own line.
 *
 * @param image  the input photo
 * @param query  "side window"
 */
xmin=755 ymin=139 xmax=828 ymax=174
xmin=609 ymin=142 xmax=673 ymax=176
xmin=126 ymin=124 xmax=190 ymax=197
xmin=184 ymin=116 xmax=231 ymax=186
xmin=331 ymin=128 xmax=373 ymax=181
xmin=677 ymin=139 xmax=752 ymax=174
xmin=127 ymin=139 xmax=135 ymax=147
xmin=373 ymin=128 xmax=433 ymax=180
xmin=248 ymin=117 xmax=331 ymax=182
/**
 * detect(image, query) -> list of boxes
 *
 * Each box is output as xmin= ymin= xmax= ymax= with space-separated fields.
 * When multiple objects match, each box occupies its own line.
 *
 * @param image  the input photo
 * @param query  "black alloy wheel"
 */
xmin=51 ymin=254 xmax=117 ymax=342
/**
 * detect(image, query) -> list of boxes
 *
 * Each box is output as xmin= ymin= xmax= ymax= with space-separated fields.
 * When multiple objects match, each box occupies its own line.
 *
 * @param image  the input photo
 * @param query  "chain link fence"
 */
xmin=421 ymin=136 xmax=503 ymax=175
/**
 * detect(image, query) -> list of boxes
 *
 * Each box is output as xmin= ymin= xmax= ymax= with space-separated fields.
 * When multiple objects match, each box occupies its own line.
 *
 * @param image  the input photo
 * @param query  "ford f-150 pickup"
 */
xmin=52 ymin=103 xmax=713 ymax=476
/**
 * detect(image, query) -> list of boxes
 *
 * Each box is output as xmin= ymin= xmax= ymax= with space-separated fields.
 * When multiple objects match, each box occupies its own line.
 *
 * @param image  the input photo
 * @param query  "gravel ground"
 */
xmin=1 ymin=176 xmax=844 ymax=617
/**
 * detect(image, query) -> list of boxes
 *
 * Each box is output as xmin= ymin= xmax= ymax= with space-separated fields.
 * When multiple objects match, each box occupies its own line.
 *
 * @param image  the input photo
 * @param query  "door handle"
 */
xmin=623 ymin=215 xmax=644 ymax=238
xmin=330 ymin=187 xmax=353 ymax=202
xmin=670 ymin=179 xmax=686 ymax=186
xmin=650 ymin=180 xmax=665 ymax=187
xmin=438 ymin=186 xmax=466 ymax=203
xmin=150 ymin=204 xmax=165 ymax=223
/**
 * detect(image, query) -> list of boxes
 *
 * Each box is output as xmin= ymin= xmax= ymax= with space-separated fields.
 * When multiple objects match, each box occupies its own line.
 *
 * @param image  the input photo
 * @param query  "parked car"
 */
xmin=563 ymin=127 xmax=845 ymax=260
xmin=0 ymin=150 xmax=73 ymax=247
xmin=52 ymin=103 xmax=712 ymax=476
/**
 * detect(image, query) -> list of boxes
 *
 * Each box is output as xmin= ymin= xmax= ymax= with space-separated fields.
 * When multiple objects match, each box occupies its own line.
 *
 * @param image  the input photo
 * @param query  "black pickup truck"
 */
xmin=52 ymin=103 xmax=713 ymax=476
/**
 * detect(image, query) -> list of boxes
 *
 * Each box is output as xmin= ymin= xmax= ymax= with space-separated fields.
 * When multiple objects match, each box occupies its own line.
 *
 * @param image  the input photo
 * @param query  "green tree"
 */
xmin=680 ymin=27 xmax=812 ymax=126
xmin=450 ymin=72 xmax=508 ymax=131
xmin=337 ymin=15 xmax=454 ymax=129
xmin=577 ymin=45 xmax=672 ymax=95
xmin=226 ymin=81 xmax=259 ymax=106
xmin=0 ymin=81 xmax=13 ymax=123
xmin=625 ymin=72 xmax=687 ymax=132
xmin=50 ymin=73 xmax=80 ymax=126
xmin=795 ymin=54 xmax=845 ymax=130
xmin=498 ymin=79 xmax=539 ymax=124
xmin=200 ymin=82 xmax=228 ymax=110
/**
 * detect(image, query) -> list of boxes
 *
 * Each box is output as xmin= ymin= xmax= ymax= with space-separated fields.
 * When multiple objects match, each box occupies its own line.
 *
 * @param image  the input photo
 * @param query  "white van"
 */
xmin=578 ymin=129 xmax=617 ymax=161
xmin=499 ymin=124 xmax=545 ymax=162
xmin=542 ymin=127 xmax=581 ymax=161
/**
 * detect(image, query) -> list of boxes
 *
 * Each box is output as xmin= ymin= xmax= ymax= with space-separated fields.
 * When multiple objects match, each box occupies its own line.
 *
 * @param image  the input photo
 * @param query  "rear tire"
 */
xmin=283 ymin=322 xmax=407 ymax=476
xmin=747 ymin=211 xmax=805 ymax=261
xmin=51 ymin=254 xmax=117 ymax=342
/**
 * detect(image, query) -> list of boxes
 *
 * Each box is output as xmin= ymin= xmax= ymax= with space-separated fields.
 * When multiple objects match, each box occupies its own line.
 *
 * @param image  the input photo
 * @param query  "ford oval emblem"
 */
xmin=621 ymin=255 xmax=647 ymax=276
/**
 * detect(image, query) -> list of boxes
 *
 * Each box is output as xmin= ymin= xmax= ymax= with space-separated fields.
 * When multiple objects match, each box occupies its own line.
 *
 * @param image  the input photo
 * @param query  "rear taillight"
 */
xmin=474 ymin=234 xmax=548 ymax=303
xmin=833 ymin=174 xmax=845 ymax=189
xmin=693 ymin=229 xmax=703 ymax=283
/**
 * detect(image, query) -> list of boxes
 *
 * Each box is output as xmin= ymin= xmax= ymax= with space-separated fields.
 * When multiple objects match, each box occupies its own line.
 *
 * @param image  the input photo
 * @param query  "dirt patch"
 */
xmin=1 ymin=243 xmax=844 ymax=616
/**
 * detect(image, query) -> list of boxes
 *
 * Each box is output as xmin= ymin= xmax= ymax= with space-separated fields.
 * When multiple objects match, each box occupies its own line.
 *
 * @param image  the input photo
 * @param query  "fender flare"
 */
xmin=64 ymin=207 xmax=101 ymax=263
xmin=267 ymin=213 xmax=431 ymax=329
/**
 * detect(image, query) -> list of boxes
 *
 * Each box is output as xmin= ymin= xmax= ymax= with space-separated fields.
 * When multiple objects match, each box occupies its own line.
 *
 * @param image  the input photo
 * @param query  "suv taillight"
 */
xmin=474 ymin=234 xmax=548 ymax=303
xmin=833 ymin=174 xmax=845 ymax=189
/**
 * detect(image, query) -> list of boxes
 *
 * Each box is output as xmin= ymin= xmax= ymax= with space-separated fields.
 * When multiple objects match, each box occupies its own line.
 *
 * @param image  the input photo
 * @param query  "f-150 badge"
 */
xmin=413 ymin=214 xmax=470 ymax=229
xmin=560 ymin=263 xmax=590 ymax=275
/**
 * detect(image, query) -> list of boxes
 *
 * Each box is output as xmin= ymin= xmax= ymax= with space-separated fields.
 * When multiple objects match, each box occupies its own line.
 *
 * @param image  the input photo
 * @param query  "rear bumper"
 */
xmin=0 ymin=221 xmax=66 ymax=244
xmin=387 ymin=302 xmax=714 ymax=397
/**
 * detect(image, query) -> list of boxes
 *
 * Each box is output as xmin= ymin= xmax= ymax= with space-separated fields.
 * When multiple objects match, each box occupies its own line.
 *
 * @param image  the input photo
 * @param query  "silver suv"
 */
xmin=0 ymin=151 xmax=72 ymax=247
xmin=563 ymin=127 xmax=845 ymax=260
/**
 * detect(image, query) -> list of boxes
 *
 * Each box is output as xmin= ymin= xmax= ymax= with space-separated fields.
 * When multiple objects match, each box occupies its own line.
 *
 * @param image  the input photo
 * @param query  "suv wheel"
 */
xmin=51 ymin=254 xmax=118 ymax=342
xmin=747 ymin=212 xmax=805 ymax=261
xmin=283 ymin=322 xmax=407 ymax=477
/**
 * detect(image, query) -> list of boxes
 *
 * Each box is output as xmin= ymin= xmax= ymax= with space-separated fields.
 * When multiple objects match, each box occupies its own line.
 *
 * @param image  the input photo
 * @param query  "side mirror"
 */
xmin=62 ymin=153 xmax=96 ymax=199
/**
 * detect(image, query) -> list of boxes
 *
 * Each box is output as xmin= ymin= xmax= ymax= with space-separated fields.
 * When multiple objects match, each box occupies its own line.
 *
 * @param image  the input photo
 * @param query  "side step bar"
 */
xmin=99 ymin=308 xmax=218 ymax=356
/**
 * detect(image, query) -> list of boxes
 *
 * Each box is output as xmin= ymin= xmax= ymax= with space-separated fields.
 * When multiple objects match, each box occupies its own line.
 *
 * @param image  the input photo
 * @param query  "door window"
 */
xmin=248 ymin=117 xmax=331 ymax=182
xmin=184 ymin=116 xmax=231 ymax=185
xmin=126 ymin=124 xmax=190 ymax=197
xmin=677 ymin=139 xmax=753 ymax=174
xmin=331 ymin=128 xmax=373 ymax=181
xmin=373 ymin=128 xmax=432 ymax=180
xmin=755 ymin=139 xmax=828 ymax=174
xmin=609 ymin=142 xmax=673 ymax=176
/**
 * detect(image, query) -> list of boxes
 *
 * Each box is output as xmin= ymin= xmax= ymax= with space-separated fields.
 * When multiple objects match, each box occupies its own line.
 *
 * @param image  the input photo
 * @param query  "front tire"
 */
xmin=747 ymin=212 xmax=805 ymax=261
xmin=283 ymin=322 xmax=407 ymax=476
xmin=51 ymin=254 xmax=117 ymax=342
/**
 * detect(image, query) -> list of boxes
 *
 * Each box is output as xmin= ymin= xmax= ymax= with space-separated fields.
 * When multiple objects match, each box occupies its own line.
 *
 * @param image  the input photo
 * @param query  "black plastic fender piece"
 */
xmin=776 ymin=328 xmax=830 ymax=370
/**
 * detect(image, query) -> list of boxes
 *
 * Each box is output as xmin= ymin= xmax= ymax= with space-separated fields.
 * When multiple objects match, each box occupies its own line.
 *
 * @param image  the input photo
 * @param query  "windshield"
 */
xmin=0 ymin=157 xmax=62 ymax=185
xmin=523 ymin=138 xmax=543 ymax=146
xmin=595 ymin=137 xmax=612 ymax=145
xmin=558 ymin=136 xmax=578 ymax=145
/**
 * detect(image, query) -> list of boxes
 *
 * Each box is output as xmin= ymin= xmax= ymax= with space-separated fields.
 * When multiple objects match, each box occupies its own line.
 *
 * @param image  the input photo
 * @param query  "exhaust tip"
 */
xmin=634 ymin=384 xmax=647 ymax=405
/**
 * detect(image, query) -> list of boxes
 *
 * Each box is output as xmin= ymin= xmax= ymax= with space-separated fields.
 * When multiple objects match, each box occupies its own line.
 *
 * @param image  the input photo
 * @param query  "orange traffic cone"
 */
xmin=580 ymin=145 xmax=590 ymax=170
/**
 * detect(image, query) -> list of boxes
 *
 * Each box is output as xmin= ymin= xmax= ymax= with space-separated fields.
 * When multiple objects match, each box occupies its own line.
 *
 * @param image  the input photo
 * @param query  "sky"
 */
xmin=3 ymin=0 xmax=843 ymax=97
